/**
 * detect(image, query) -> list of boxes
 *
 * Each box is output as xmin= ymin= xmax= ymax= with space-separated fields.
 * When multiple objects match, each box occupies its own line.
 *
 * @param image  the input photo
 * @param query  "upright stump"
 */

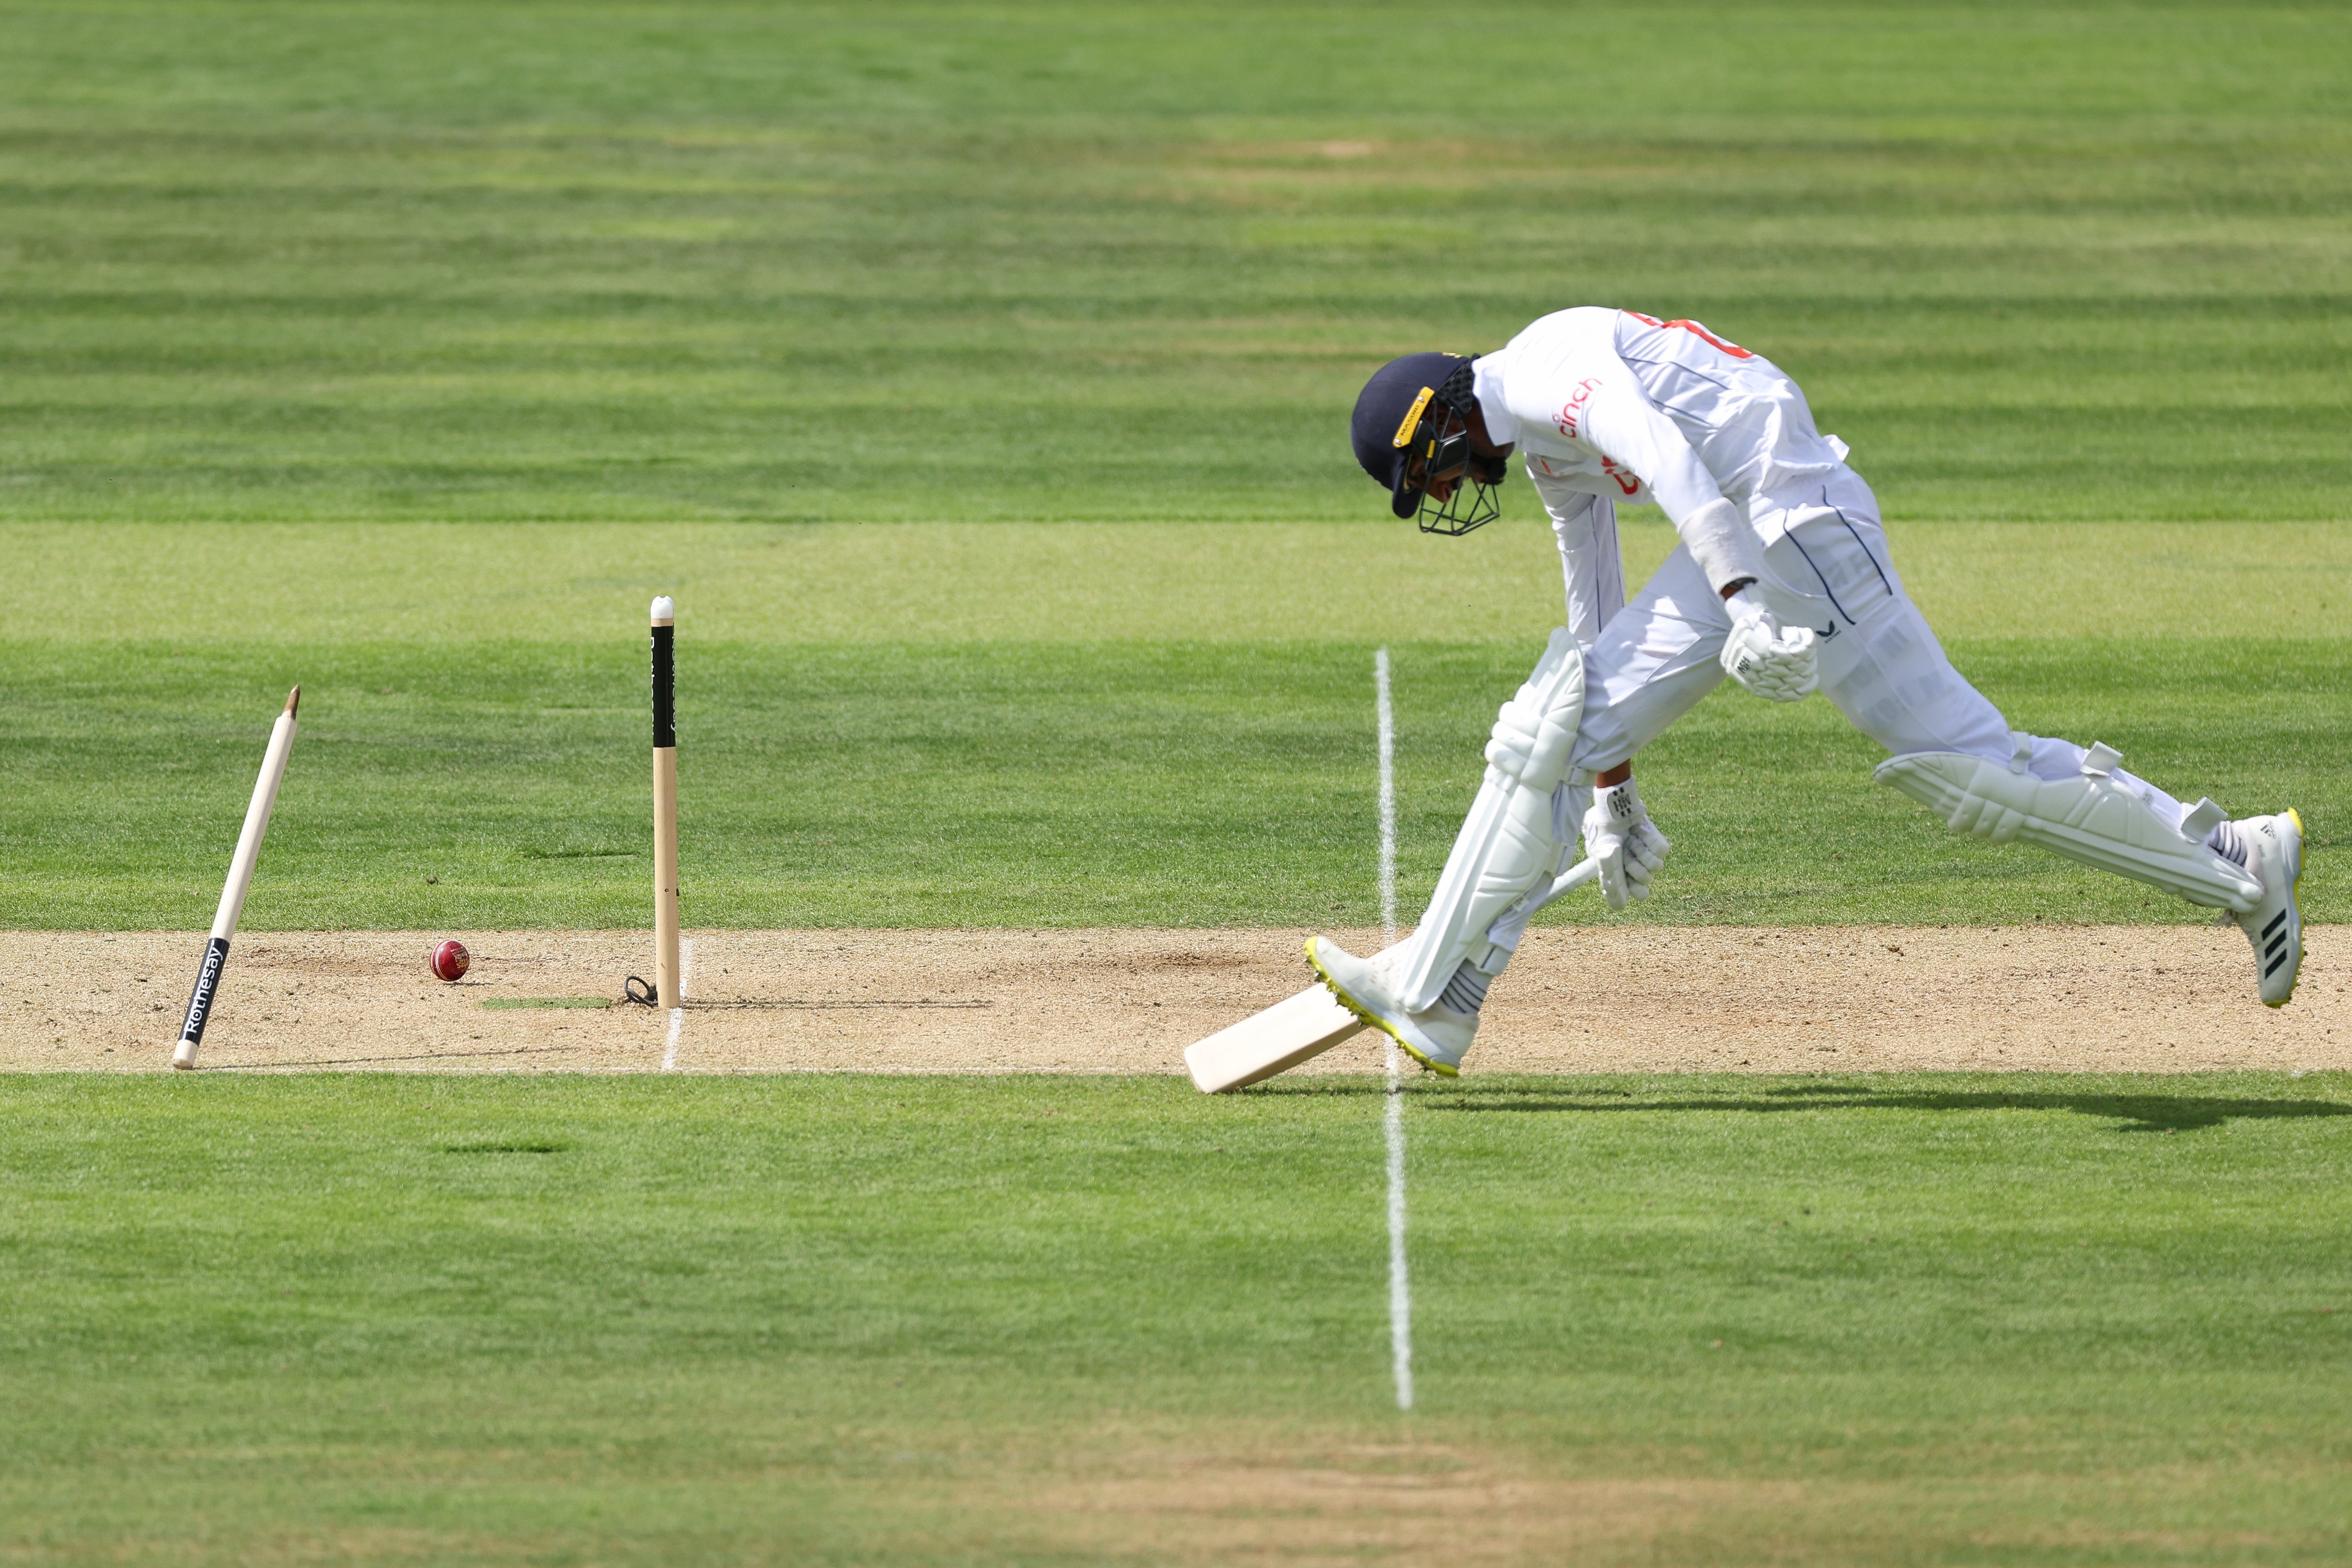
xmin=650 ymin=596 xmax=681 ymax=1006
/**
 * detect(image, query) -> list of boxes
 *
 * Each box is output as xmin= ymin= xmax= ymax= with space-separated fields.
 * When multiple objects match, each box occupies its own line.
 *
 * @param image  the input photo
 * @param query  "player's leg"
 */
xmin=1561 ymin=478 xmax=2231 ymax=865
xmin=1309 ymin=548 xmax=1734 ymax=1073
xmin=1309 ymin=627 xmax=1591 ymax=1073
xmin=1561 ymin=543 xmax=1730 ymax=775
xmin=1775 ymin=470 xmax=2300 ymax=1003
xmin=1563 ymin=488 xmax=2247 ymax=902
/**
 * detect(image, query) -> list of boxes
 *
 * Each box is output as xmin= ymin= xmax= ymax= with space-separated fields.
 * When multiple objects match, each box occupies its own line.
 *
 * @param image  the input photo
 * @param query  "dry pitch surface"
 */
xmin=9 ymin=925 xmax=2343 ymax=1076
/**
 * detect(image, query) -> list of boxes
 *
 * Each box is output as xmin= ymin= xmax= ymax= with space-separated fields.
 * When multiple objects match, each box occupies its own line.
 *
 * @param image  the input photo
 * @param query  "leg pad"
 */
xmin=1391 ymin=629 xmax=1587 ymax=1011
xmin=1876 ymin=750 xmax=2260 ymax=911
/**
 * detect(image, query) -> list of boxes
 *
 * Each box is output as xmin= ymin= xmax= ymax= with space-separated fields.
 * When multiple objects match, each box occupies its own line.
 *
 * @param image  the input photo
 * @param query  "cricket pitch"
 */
xmin=6 ymin=925 xmax=2342 ymax=1075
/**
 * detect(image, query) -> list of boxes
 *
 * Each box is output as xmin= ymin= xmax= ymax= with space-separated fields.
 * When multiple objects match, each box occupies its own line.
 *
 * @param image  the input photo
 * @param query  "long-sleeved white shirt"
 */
xmin=1471 ymin=308 xmax=1849 ymax=545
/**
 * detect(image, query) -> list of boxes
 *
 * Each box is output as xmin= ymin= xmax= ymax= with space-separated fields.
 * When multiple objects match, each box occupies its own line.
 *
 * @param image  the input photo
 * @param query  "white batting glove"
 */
xmin=1581 ymin=777 xmax=1671 ymax=912
xmin=1720 ymin=588 xmax=1818 ymax=702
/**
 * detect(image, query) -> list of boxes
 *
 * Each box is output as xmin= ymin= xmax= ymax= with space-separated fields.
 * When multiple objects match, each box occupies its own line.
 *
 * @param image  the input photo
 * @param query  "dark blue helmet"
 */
xmin=1350 ymin=352 xmax=1506 ymax=534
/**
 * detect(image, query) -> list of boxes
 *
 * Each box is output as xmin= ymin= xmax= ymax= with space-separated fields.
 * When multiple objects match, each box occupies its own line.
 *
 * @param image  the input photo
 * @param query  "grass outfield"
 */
xmin=4 ymin=1073 xmax=2348 ymax=1564
xmin=1 ymin=1 xmax=2347 ymax=526
xmin=8 ymin=6 xmax=2349 ymax=1563
xmin=4 ymin=0 xmax=2345 ymax=931
xmin=4 ymin=518 xmax=2343 ymax=929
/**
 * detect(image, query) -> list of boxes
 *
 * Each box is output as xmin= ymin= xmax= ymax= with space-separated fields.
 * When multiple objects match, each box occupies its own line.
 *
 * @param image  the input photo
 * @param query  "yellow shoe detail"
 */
xmin=1303 ymin=939 xmax=1460 ymax=1077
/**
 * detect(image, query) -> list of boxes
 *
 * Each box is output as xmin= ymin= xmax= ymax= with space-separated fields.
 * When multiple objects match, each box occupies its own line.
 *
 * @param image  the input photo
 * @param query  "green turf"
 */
xmin=8 ymin=517 xmax=2349 ymax=645
xmin=9 ymin=12 xmax=2346 ymax=1568
xmin=3 ymin=1072 xmax=2347 ymax=1564
xmin=5 ymin=0 xmax=2346 ymax=932
xmin=4 ymin=632 xmax=2345 ymax=930
xmin=1 ymin=0 xmax=2347 ymax=525
xmin=4 ymin=520 xmax=2342 ymax=929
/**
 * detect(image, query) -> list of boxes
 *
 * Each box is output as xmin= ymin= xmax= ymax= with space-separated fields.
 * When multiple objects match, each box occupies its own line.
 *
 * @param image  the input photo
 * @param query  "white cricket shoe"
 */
xmin=1305 ymin=936 xmax=1479 ymax=1076
xmin=2222 ymin=809 xmax=2303 ymax=1007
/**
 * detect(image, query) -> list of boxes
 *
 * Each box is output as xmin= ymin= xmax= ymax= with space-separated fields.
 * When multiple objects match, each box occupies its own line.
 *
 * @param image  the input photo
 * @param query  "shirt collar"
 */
xmin=1471 ymin=355 xmax=1516 ymax=448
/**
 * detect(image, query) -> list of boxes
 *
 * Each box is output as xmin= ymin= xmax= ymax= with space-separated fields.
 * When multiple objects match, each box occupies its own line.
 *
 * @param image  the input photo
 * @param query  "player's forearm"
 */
xmin=1675 ymin=496 xmax=1768 ymax=596
xmin=1537 ymin=487 xmax=1617 ymax=646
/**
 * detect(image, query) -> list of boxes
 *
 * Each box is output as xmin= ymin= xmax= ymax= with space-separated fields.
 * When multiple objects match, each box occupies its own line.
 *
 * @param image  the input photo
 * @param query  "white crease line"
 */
xmin=1377 ymin=647 xmax=1397 ymax=942
xmin=1386 ymin=1079 xmax=1412 ymax=1411
xmin=661 ymin=937 xmax=695 ymax=1071
xmin=1376 ymin=646 xmax=1413 ymax=1412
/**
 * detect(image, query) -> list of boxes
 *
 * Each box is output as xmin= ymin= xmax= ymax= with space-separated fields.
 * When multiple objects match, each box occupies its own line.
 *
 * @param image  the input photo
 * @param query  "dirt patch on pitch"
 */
xmin=1023 ymin=1445 xmax=1818 ymax=1565
xmin=4 ymin=924 xmax=2343 ymax=1076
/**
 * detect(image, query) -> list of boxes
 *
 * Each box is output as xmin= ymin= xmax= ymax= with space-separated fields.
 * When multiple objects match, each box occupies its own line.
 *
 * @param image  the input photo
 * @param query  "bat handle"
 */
xmin=1516 ymin=856 xmax=1602 ymax=922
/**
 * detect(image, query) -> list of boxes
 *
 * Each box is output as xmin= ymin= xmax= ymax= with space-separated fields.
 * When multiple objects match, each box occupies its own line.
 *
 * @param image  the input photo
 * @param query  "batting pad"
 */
xmin=1876 ymin=750 xmax=2262 ymax=912
xmin=1390 ymin=628 xmax=1587 ymax=1012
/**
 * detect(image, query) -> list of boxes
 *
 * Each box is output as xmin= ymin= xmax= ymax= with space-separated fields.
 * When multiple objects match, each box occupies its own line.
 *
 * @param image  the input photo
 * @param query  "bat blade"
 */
xmin=1184 ymin=984 xmax=1366 ymax=1093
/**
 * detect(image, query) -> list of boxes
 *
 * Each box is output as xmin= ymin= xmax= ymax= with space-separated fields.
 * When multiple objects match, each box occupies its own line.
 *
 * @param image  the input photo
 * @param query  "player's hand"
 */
xmin=1581 ymin=778 xmax=1671 ymax=912
xmin=1720 ymin=593 xmax=1818 ymax=702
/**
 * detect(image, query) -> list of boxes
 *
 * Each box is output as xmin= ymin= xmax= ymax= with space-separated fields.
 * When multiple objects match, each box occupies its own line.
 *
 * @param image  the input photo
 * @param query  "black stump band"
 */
xmin=651 ymin=624 xmax=676 ymax=748
xmin=180 ymin=935 xmax=231 ymax=1048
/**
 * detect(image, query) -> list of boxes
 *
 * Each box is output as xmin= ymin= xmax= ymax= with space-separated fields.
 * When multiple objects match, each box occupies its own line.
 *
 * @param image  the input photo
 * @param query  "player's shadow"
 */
xmin=1407 ymin=1081 xmax=2352 ymax=1134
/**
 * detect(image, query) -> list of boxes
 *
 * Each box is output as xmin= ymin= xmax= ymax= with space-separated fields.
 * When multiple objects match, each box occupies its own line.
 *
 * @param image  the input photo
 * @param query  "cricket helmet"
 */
xmin=1350 ymin=351 xmax=1508 ymax=535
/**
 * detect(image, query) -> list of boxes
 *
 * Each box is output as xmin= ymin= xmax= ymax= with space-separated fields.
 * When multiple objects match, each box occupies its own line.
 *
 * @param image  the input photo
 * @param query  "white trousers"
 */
xmin=1559 ymin=466 xmax=2189 ymax=828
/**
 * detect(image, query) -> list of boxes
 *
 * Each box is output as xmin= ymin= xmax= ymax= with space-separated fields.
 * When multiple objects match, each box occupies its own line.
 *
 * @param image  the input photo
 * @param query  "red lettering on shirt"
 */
xmin=1555 ymin=377 xmax=1603 ymax=439
xmin=1599 ymin=456 xmax=1641 ymax=496
xmin=1625 ymin=312 xmax=1753 ymax=359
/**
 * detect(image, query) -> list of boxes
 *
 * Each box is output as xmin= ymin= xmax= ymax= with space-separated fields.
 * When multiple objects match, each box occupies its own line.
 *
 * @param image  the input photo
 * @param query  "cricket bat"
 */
xmin=1184 ymin=982 xmax=1366 ymax=1093
xmin=173 ymin=686 xmax=300 ymax=1070
xmin=1182 ymin=856 xmax=1603 ymax=1093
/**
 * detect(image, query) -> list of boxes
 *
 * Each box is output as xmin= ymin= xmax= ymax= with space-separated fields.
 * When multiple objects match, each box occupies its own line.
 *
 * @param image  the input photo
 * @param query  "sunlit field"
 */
xmin=3 ymin=2 xmax=2347 ymax=1563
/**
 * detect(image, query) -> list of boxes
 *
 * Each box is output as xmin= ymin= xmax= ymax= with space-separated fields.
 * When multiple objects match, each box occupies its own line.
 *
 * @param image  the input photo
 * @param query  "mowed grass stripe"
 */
xmin=5 ymin=518 xmax=2348 ymax=645
xmin=0 ymin=1 xmax=2347 ymax=523
xmin=3 ymin=633 xmax=2343 ymax=930
xmin=1 ymin=1072 xmax=2348 ymax=1563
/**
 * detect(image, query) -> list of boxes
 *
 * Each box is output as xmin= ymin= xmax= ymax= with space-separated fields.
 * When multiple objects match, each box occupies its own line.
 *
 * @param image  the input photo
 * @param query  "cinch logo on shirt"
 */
xmin=1599 ymin=455 xmax=1640 ymax=495
xmin=1555 ymin=377 xmax=1602 ymax=438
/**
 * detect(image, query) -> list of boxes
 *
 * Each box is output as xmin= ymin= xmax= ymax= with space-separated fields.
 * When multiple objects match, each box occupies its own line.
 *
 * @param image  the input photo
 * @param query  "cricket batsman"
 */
xmin=1308 ymin=308 xmax=2306 ymax=1075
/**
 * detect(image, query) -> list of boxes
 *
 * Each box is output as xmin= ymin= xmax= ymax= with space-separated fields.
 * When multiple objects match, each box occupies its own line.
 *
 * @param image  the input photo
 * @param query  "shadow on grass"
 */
xmin=1248 ymin=1078 xmax=2351 ymax=1132
xmin=1420 ymin=1082 xmax=2352 ymax=1133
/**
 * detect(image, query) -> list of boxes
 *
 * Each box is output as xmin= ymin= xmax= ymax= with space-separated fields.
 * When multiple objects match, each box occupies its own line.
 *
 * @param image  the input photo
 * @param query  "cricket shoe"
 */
xmin=2211 ymin=809 xmax=2304 ymax=1007
xmin=1305 ymin=936 xmax=1479 ymax=1076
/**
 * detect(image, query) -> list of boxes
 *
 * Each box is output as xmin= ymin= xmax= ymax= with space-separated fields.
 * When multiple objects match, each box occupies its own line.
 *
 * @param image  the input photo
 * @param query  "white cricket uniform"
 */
xmin=1471 ymin=308 xmax=2189 ymax=827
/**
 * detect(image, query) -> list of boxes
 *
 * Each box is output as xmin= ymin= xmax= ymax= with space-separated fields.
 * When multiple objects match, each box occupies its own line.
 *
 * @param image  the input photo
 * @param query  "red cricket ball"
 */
xmin=429 ymin=940 xmax=471 ymax=982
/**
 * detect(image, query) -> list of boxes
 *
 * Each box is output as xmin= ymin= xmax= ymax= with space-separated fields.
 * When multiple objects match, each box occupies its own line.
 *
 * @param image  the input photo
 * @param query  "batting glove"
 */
xmin=1720 ymin=589 xmax=1818 ymax=703
xmin=1581 ymin=777 xmax=1671 ymax=912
